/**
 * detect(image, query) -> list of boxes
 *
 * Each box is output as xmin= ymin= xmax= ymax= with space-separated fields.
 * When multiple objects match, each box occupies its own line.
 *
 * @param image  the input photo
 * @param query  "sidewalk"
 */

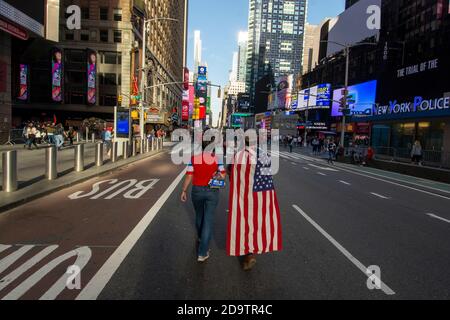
xmin=289 ymin=145 xmax=450 ymax=185
xmin=0 ymin=143 xmax=169 ymax=213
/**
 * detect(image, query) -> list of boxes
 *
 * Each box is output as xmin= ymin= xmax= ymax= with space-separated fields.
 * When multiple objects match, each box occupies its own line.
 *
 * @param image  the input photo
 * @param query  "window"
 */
xmin=282 ymin=21 xmax=294 ymax=34
xmin=114 ymin=9 xmax=122 ymax=21
xmin=100 ymin=7 xmax=108 ymax=20
xmin=280 ymin=41 xmax=293 ymax=51
xmin=114 ymin=30 xmax=122 ymax=43
xmin=100 ymin=30 xmax=108 ymax=42
xmin=65 ymin=31 xmax=74 ymax=41
xmin=101 ymin=51 xmax=122 ymax=64
xmin=80 ymin=30 xmax=89 ymax=41
xmin=103 ymin=73 xmax=117 ymax=85
xmin=81 ymin=7 xmax=89 ymax=19
xmin=283 ymin=2 xmax=295 ymax=15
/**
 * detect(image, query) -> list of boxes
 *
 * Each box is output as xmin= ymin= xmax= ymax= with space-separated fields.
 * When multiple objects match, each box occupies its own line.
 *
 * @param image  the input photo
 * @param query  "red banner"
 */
xmin=183 ymin=67 xmax=190 ymax=90
xmin=182 ymin=101 xmax=189 ymax=121
xmin=0 ymin=18 xmax=28 ymax=40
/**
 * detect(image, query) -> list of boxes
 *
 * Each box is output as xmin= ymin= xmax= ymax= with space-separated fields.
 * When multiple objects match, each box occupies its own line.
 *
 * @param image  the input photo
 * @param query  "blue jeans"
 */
xmin=55 ymin=135 xmax=64 ymax=148
xmin=191 ymin=186 xmax=220 ymax=257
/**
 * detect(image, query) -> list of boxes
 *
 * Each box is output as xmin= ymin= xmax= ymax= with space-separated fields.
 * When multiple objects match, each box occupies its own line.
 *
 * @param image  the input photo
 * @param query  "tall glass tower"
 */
xmin=246 ymin=0 xmax=308 ymax=102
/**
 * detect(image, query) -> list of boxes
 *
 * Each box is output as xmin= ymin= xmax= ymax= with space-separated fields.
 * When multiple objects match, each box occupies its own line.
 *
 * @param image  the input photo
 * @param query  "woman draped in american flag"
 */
xmin=227 ymin=141 xmax=282 ymax=270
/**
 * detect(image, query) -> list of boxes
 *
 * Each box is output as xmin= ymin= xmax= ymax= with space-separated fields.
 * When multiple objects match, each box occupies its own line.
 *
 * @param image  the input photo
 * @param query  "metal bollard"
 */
xmin=131 ymin=139 xmax=137 ymax=157
xmin=76 ymin=132 xmax=80 ymax=143
xmin=45 ymin=146 xmax=58 ymax=180
xmin=123 ymin=141 xmax=129 ymax=159
xmin=151 ymin=137 xmax=155 ymax=151
xmin=2 ymin=150 xmax=18 ymax=192
xmin=95 ymin=142 xmax=104 ymax=166
xmin=158 ymin=138 xmax=162 ymax=150
xmin=111 ymin=141 xmax=118 ymax=162
xmin=91 ymin=133 xmax=95 ymax=143
xmin=140 ymin=138 xmax=145 ymax=154
xmin=74 ymin=144 xmax=85 ymax=172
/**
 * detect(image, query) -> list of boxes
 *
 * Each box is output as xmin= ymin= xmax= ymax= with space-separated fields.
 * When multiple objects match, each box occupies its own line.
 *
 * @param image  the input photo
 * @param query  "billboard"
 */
xmin=294 ymin=83 xmax=331 ymax=110
xmin=17 ymin=64 xmax=28 ymax=101
xmin=116 ymin=108 xmax=130 ymax=138
xmin=87 ymin=50 xmax=97 ymax=105
xmin=275 ymin=75 xmax=293 ymax=110
xmin=51 ymin=48 xmax=63 ymax=102
xmin=327 ymin=0 xmax=381 ymax=57
xmin=331 ymin=80 xmax=377 ymax=117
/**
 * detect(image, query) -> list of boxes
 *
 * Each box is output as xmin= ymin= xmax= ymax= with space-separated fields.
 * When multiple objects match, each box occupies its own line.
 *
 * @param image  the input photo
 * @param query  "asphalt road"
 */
xmin=0 ymin=146 xmax=449 ymax=299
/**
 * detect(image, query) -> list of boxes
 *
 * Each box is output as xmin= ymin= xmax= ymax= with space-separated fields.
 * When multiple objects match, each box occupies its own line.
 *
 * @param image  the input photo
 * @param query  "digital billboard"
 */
xmin=116 ymin=108 xmax=130 ymax=138
xmin=18 ymin=64 xmax=28 ymax=101
xmin=51 ymin=48 xmax=63 ymax=102
xmin=294 ymin=83 xmax=331 ymax=110
xmin=87 ymin=50 xmax=97 ymax=105
xmin=275 ymin=75 xmax=293 ymax=110
xmin=331 ymin=80 xmax=377 ymax=117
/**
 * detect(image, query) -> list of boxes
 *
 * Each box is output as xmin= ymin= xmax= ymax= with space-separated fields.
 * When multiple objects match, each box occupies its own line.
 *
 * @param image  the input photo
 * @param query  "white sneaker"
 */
xmin=197 ymin=250 xmax=210 ymax=262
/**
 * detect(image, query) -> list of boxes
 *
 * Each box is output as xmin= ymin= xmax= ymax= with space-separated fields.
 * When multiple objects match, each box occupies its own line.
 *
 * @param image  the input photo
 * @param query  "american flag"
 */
xmin=227 ymin=149 xmax=282 ymax=256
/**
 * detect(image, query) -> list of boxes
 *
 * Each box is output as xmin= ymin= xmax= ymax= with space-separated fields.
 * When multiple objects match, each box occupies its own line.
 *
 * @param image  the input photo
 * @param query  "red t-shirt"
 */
xmin=186 ymin=152 xmax=225 ymax=186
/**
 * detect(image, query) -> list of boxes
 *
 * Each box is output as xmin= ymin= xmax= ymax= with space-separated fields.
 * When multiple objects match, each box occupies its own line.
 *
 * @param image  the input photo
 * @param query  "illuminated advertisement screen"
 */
xmin=116 ymin=108 xmax=130 ymax=138
xmin=332 ymin=80 xmax=377 ymax=117
xmin=275 ymin=75 xmax=293 ymax=110
xmin=87 ymin=50 xmax=97 ymax=105
xmin=51 ymin=48 xmax=63 ymax=102
xmin=18 ymin=64 xmax=28 ymax=100
xmin=295 ymin=83 xmax=331 ymax=110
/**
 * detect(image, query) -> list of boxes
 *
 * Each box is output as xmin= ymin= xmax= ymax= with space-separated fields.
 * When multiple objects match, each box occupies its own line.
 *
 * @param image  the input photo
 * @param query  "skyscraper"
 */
xmin=229 ymin=51 xmax=239 ymax=82
xmin=237 ymin=31 xmax=248 ymax=82
xmin=194 ymin=30 xmax=202 ymax=69
xmin=246 ymin=0 xmax=308 ymax=103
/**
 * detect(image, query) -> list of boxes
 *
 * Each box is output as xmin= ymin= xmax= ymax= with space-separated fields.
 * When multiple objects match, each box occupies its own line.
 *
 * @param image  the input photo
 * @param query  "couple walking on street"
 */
xmin=181 ymin=138 xmax=282 ymax=271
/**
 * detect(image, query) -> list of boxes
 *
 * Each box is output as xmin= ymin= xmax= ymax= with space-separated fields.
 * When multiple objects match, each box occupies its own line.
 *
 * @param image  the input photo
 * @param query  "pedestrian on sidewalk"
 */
xmin=25 ymin=123 xmax=39 ymax=150
xmin=46 ymin=123 xmax=56 ymax=145
xmin=181 ymin=138 xmax=226 ymax=263
xmin=288 ymin=136 xmax=294 ymax=153
xmin=55 ymin=124 xmax=65 ymax=150
xmin=327 ymin=139 xmax=336 ymax=164
xmin=227 ymin=138 xmax=282 ymax=271
xmin=411 ymin=140 xmax=423 ymax=165
xmin=103 ymin=127 xmax=112 ymax=157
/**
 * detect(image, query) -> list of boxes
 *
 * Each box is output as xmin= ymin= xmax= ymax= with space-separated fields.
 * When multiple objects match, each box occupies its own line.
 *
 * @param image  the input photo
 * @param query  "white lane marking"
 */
xmin=291 ymin=162 xmax=297 ymax=166
xmin=339 ymin=180 xmax=351 ymax=186
xmin=76 ymin=169 xmax=186 ymax=300
xmin=303 ymin=167 xmax=310 ymax=170
xmin=0 ymin=245 xmax=59 ymax=291
xmin=317 ymin=172 xmax=327 ymax=176
xmin=333 ymin=163 xmax=450 ymax=196
xmin=292 ymin=205 xmax=395 ymax=296
xmin=2 ymin=247 xmax=92 ymax=300
xmin=0 ymin=245 xmax=12 ymax=254
xmin=370 ymin=192 xmax=390 ymax=199
xmin=328 ymin=164 xmax=450 ymax=201
xmin=0 ymin=245 xmax=34 ymax=274
xmin=308 ymin=164 xmax=339 ymax=172
xmin=426 ymin=213 xmax=450 ymax=224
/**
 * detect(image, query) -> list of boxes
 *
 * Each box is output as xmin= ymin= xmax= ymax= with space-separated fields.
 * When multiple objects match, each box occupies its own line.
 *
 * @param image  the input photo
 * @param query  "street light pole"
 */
xmin=340 ymin=45 xmax=350 ymax=148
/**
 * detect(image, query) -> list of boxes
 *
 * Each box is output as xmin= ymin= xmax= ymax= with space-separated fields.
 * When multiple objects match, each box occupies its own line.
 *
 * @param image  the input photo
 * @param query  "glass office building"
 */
xmin=246 ymin=0 xmax=308 ymax=106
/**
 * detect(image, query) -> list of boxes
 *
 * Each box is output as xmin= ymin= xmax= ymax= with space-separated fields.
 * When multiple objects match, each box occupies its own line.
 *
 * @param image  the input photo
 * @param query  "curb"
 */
xmin=0 ymin=149 xmax=166 ymax=214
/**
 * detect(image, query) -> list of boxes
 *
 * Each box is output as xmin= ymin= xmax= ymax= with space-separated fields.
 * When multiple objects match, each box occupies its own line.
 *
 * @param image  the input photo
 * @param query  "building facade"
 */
xmin=8 ymin=0 xmax=186 ymax=133
xmin=246 ymin=0 xmax=308 ymax=106
xmin=0 ymin=0 xmax=60 ymax=142
xmin=301 ymin=0 xmax=450 ymax=166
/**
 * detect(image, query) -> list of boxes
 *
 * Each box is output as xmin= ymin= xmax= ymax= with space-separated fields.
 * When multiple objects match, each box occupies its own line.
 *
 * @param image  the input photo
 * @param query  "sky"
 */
xmin=186 ymin=0 xmax=346 ymax=126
